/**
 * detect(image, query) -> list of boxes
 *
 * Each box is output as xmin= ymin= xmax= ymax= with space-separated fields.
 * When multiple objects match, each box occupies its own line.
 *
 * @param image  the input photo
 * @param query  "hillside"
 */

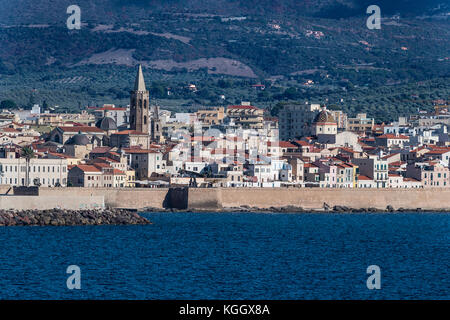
xmin=0 ymin=0 xmax=448 ymax=23
xmin=0 ymin=0 xmax=448 ymax=122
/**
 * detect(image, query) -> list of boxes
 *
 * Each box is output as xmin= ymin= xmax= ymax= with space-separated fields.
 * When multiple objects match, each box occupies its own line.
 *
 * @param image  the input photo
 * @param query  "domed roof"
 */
xmin=96 ymin=117 xmax=117 ymax=131
xmin=65 ymin=133 xmax=90 ymax=146
xmin=314 ymin=109 xmax=336 ymax=124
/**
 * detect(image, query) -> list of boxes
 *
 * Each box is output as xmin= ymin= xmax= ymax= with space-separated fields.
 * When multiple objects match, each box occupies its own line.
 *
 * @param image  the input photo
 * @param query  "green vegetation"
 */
xmin=21 ymin=146 xmax=34 ymax=187
xmin=0 ymin=100 xmax=17 ymax=109
xmin=0 ymin=3 xmax=448 ymax=122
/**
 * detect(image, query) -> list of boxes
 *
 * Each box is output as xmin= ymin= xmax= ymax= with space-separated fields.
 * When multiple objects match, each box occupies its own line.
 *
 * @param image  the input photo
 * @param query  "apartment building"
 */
xmin=278 ymin=103 xmax=321 ymax=140
xmin=68 ymin=164 xmax=127 ymax=188
xmin=196 ymin=107 xmax=225 ymax=126
xmin=226 ymin=103 xmax=265 ymax=130
xmin=352 ymin=157 xmax=388 ymax=188
xmin=347 ymin=113 xmax=374 ymax=133
xmin=0 ymin=157 xmax=68 ymax=187
xmin=122 ymin=148 xmax=165 ymax=180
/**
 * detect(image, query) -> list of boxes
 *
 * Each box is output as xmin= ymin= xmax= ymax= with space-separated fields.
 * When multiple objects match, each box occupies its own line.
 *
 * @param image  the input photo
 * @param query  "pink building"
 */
xmin=406 ymin=162 xmax=450 ymax=188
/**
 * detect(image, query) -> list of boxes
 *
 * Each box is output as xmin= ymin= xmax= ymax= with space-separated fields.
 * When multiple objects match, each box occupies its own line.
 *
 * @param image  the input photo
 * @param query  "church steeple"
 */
xmin=130 ymin=64 xmax=149 ymax=133
xmin=134 ymin=64 xmax=146 ymax=92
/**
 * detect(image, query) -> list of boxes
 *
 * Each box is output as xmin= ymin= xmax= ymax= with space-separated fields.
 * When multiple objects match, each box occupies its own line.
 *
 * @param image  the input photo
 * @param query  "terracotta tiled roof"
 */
xmin=112 ymin=169 xmax=126 ymax=175
xmin=389 ymin=161 xmax=405 ymax=167
xmin=1 ymin=127 xmax=20 ymax=133
xmin=294 ymin=140 xmax=312 ymax=147
xmin=278 ymin=141 xmax=297 ymax=148
xmin=377 ymin=134 xmax=409 ymax=140
xmin=73 ymin=165 xmax=101 ymax=173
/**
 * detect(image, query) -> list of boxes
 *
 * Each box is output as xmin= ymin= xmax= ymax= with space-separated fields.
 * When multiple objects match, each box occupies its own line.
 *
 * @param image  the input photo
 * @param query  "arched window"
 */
xmin=144 ymin=100 xmax=147 ymax=109
xmin=144 ymin=116 xmax=147 ymax=124
xmin=139 ymin=99 xmax=143 ymax=108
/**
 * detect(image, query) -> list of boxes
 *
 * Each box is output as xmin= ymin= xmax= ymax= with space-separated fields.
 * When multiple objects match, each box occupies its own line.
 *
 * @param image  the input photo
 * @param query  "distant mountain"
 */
xmin=0 ymin=0 xmax=448 ymax=24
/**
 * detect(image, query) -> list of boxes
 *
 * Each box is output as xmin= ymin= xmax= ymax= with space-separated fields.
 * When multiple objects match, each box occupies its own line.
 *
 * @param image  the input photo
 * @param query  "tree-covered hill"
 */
xmin=0 ymin=0 xmax=448 ymax=122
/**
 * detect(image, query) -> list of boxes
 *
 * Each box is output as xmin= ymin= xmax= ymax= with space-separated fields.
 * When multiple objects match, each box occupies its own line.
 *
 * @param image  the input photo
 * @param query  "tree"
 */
xmin=0 ymin=99 xmax=17 ymax=109
xmin=27 ymin=93 xmax=37 ymax=109
xmin=21 ymin=146 xmax=34 ymax=187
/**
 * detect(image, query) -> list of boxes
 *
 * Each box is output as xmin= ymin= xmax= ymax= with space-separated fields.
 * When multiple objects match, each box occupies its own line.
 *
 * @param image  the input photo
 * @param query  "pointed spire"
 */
xmin=134 ymin=64 xmax=146 ymax=91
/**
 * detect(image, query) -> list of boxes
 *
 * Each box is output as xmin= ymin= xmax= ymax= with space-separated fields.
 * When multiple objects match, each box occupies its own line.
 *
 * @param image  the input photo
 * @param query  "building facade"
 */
xmin=278 ymin=103 xmax=321 ymax=140
xmin=0 ymin=158 xmax=68 ymax=187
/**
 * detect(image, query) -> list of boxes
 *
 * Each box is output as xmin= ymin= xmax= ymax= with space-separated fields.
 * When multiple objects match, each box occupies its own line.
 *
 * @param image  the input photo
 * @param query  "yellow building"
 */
xmin=196 ymin=107 xmax=225 ymax=125
xmin=226 ymin=103 xmax=264 ymax=130
xmin=125 ymin=169 xmax=136 ymax=187
xmin=347 ymin=113 xmax=374 ymax=133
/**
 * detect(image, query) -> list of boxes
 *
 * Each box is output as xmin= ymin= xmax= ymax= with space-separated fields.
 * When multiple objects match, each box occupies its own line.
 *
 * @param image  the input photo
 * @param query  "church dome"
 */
xmin=65 ymin=133 xmax=90 ymax=146
xmin=314 ymin=109 xmax=336 ymax=124
xmin=96 ymin=117 xmax=117 ymax=131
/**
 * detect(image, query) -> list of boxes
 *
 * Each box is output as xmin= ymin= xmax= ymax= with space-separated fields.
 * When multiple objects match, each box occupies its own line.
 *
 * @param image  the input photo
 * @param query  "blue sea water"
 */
xmin=0 ymin=212 xmax=448 ymax=300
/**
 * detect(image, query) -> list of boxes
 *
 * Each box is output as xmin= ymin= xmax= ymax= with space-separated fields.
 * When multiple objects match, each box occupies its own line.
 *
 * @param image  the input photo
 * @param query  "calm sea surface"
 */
xmin=0 ymin=212 xmax=448 ymax=299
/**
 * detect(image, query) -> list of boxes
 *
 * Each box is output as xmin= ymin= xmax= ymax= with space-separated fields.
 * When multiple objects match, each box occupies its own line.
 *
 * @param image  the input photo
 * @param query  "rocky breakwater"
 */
xmin=0 ymin=209 xmax=151 ymax=226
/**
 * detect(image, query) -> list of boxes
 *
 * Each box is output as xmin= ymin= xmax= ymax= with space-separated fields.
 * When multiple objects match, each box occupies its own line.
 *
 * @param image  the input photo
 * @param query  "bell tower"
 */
xmin=130 ymin=64 xmax=149 ymax=133
xmin=150 ymin=104 xmax=162 ymax=143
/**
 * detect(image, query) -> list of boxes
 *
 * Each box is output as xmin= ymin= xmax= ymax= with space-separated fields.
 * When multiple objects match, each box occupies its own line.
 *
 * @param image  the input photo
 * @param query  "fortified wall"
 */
xmin=1 ymin=186 xmax=450 ymax=211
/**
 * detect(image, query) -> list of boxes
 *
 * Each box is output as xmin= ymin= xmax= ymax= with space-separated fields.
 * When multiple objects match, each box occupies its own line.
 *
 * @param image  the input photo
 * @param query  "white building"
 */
xmin=0 ymin=157 xmax=68 ymax=186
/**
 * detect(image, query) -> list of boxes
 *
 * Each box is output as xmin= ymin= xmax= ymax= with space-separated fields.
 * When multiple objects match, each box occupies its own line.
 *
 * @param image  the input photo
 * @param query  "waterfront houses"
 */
xmin=1 ymin=66 xmax=449 ymax=190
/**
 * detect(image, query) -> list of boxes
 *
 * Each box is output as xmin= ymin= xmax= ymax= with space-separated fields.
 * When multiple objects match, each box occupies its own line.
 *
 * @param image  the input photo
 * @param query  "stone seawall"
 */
xmin=36 ymin=187 xmax=168 ymax=209
xmin=219 ymin=188 xmax=450 ymax=211
xmin=0 ymin=195 xmax=104 ymax=210
xmin=2 ymin=186 xmax=450 ymax=211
